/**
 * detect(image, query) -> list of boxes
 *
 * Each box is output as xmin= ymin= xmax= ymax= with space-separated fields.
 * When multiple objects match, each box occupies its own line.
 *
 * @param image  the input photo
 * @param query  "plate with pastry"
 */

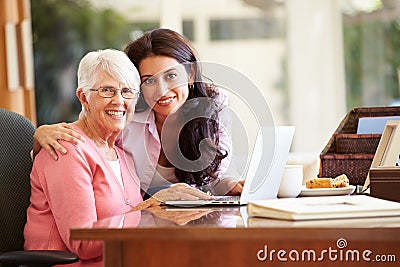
xmin=299 ymin=174 xmax=356 ymax=197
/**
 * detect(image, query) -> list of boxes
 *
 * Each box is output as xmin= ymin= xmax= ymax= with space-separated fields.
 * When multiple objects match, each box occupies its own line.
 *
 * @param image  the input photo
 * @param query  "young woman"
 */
xmin=25 ymin=49 xmax=211 ymax=267
xmin=34 ymin=28 xmax=244 ymax=196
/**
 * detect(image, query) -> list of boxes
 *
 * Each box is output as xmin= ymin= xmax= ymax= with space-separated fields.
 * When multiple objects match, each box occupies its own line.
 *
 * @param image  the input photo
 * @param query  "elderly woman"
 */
xmin=24 ymin=49 xmax=209 ymax=267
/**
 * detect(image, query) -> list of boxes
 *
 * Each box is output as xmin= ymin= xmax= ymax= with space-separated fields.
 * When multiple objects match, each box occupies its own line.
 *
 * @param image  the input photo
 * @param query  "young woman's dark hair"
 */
xmin=124 ymin=28 xmax=227 ymax=187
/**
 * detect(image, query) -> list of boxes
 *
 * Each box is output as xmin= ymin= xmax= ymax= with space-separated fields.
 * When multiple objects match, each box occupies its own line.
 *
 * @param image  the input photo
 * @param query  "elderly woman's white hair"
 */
xmin=77 ymin=49 xmax=140 ymax=114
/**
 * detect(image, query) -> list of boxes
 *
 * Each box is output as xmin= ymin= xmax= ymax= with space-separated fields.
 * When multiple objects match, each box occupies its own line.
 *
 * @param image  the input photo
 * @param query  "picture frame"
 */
xmin=363 ymin=120 xmax=400 ymax=190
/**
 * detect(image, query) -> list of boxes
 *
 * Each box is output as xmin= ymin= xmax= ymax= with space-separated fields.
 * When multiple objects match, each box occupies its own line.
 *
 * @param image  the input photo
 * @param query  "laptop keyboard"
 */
xmin=211 ymin=196 xmax=241 ymax=203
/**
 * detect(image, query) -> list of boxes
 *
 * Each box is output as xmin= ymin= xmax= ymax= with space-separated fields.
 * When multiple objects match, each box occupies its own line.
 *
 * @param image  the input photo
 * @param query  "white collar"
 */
xmin=131 ymin=109 xmax=155 ymax=124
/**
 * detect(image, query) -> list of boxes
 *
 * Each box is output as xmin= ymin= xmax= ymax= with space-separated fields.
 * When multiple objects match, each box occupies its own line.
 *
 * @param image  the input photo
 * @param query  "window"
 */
xmin=209 ymin=17 xmax=284 ymax=40
xmin=342 ymin=0 xmax=400 ymax=108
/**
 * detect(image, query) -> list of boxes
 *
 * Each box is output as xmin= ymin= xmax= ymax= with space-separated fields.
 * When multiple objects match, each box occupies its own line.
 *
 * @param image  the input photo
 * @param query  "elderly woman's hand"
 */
xmin=143 ymin=205 xmax=213 ymax=226
xmin=132 ymin=183 xmax=212 ymax=210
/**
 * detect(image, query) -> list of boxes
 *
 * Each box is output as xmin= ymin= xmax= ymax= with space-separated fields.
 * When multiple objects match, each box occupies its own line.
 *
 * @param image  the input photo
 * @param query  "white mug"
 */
xmin=278 ymin=165 xmax=303 ymax=198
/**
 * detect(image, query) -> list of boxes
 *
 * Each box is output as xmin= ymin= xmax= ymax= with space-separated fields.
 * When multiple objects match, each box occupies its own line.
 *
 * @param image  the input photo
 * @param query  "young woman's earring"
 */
xmin=189 ymin=83 xmax=194 ymax=90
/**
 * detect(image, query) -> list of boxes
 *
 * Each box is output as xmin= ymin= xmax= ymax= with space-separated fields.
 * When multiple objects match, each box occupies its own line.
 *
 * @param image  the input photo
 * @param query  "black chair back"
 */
xmin=0 ymin=108 xmax=35 ymax=253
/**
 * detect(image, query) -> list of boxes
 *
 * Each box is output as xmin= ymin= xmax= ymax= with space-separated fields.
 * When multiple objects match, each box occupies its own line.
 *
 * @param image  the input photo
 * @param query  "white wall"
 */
xmin=286 ymin=0 xmax=346 ymax=152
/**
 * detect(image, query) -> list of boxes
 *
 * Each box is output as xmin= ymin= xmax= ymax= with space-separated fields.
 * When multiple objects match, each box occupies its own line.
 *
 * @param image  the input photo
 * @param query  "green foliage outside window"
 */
xmin=31 ymin=0 xmax=147 ymax=125
xmin=343 ymin=14 xmax=400 ymax=109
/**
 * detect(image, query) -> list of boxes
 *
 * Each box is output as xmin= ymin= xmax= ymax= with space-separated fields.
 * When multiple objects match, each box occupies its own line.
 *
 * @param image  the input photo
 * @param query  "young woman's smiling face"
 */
xmin=139 ymin=56 xmax=190 ymax=121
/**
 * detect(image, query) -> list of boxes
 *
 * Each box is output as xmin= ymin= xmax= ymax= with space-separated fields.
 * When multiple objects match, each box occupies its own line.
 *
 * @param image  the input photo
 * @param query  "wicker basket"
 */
xmin=334 ymin=133 xmax=381 ymax=154
xmin=320 ymin=106 xmax=400 ymax=185
xmin=319 ymin=154 xmax=375 ymax=185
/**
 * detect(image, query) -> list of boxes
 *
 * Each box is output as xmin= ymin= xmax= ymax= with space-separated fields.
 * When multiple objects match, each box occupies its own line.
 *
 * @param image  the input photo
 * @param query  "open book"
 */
xmin=247 ymin=195 xmax=400 ymax=221
xmin=247 ymin=215 xmax=400 ymax=227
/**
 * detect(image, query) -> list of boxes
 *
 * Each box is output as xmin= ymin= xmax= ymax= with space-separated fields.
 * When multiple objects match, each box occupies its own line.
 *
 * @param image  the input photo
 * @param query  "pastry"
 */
xmin=305 ymin=178 xmax=334 ymax=189
xmin=305 ymin=174 xmax=349 ymax=189
xmin=332 ymin=174 xmax=349 ymax=188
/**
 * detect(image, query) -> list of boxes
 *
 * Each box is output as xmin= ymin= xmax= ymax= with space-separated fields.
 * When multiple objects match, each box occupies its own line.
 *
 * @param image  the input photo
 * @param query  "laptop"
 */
xmin=165 ymin=126 xmax=295 ymax=207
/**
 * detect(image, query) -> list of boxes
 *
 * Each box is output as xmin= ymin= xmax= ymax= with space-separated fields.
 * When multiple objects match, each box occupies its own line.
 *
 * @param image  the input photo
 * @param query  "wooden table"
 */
xmin=71 ymin=206 xmax=400 ymax=267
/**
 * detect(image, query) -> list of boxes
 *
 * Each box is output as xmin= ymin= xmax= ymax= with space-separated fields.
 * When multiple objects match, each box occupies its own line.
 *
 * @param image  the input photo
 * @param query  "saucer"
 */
xmin=299 ymin=185 xmax=356 ymax=197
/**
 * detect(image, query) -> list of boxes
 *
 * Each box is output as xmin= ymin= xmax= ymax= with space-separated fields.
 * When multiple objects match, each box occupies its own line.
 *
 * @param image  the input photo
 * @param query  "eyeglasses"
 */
xmin=90 ymin=86 xmax=140 ymax=99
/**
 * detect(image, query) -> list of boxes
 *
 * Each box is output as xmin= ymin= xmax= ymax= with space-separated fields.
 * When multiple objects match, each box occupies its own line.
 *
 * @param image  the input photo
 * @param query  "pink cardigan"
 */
xmin=24 ymin=126 xmax=142 ymax=267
